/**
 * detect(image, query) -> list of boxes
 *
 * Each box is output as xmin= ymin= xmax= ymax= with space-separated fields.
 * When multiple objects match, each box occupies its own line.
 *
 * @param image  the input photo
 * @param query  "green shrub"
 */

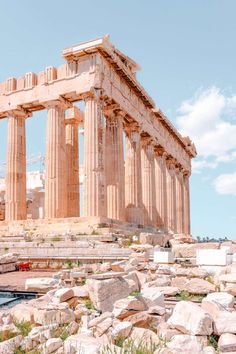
xmin=14 ymin=320 xmax=32 ymax=337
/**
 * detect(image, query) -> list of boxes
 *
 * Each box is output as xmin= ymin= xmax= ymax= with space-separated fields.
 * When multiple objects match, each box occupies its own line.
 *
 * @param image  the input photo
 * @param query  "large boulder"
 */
xmin=167 ymin=334 xmax=205 ymax=354
xmin=172 ymin=277 xmax=215 ymax=294
xmin=25 ymin=278 xmax=59 ymax=292
xmin=111 ymin=321 xmax=132 ymax=340
xmin=0 ymin=335 xmax=23 ymax=353
xmin=87 ymin=277 xmax=130 ymax=312
xmin=11 ymin=303 xmax=35 ymax=323
xmin=172 ymin=243 xmax=219 ymax=258
xmin=218 ymin=333 xmax=236 ymax=352
xmin=202 ymin=301 xmax=236 ymax=335
xmin=202 ymin=292 xmax=234 ymax=309
xmin=54 ymin=288 xmax=74 ymax=303
xmin=185 ymin=278 xmax=215 ymax=294
xmin=139 ymin=233 xmax=168 ymax=246
xmin=140 ymin=287 xmax=165 ymax=308
xmin=64 ymin=334 xmax=103 ymax=354
xmin=112 ymin=296 xmax=147 ymax=319
xmin=34 ymin=303 xmax=75 ymax=325
xmin=41 ymin=338 xmax=63 ymax=354
xmin=168 ymin=301 xmax=213 ymax=335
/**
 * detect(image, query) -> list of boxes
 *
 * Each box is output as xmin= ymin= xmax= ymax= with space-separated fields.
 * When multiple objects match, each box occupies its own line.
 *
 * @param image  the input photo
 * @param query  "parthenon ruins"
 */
xmin=0 ymin=36 xmax=196 ymax=235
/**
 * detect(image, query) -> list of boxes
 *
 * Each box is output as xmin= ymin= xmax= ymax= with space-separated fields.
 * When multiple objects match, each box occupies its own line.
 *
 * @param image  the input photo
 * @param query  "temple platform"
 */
xmin=0 ymin=216 xmax=163 ymax=237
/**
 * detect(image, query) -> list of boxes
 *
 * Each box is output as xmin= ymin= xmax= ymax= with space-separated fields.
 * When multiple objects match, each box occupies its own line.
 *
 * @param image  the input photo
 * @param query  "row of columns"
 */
xmin=4 ymin=95 xmax=191 ymax=235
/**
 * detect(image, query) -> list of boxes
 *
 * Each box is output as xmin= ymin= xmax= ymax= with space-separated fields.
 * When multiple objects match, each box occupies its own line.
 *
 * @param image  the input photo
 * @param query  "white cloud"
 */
xmin=176 ymin=87 xmax=236 ymax=170
xmin=192 ymin=159 xmax=217 ymax=174
xmin=213 ymin=172 xmax=236 ymax=196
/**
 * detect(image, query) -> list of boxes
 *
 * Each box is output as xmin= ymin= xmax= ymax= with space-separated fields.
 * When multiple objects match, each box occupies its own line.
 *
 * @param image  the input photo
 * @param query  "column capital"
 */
xmin=183 ymin=170 xmax=191 ymax=178
xmin=43 ymin=96 xmax=72 ymax=110
xmin=65 ymin=106 xmax=83 ymax=125
xmin=84 ymin=87 xmax=104 ymax=102
xmin=7 ymin=107 xmax=32 ymax=119
xmin=154 ymin=146 xmax=164 ymax=156
xmin=166 ymin=157 xmax=177 ymax=170
xmin=124 ymin=121 xmax=141 ymax=135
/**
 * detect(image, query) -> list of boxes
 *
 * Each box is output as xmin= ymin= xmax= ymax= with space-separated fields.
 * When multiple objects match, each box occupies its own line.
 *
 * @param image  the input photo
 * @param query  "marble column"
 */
xmin=65 ymin=115 xmax=80 ymax=217
xmin=125 ymin=125 xmax=143 ymax=225
xmin=175 ymin=167 xmax=184 ymax=234
xmin=183 ymin=172 xmax=191 ymax=235
xmin=83 ymin=94 xmax=106 ymax=217
xmin=154 ymin=150 xmax=168 ymax=230
xmin=166 ymin=159 xmax=177 ymax=233
xmin=105 ymin=111 xmax=125 ymax=221
xmin=5 ymin=112 xmax=27 ymax=221
xmin=45 ymin=101 xmax=67 ymax=218
xmin=141 ymin=139 xmax=156 ymax=226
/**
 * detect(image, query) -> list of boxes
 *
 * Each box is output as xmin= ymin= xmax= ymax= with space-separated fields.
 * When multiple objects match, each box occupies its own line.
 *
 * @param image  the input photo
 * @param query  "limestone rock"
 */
xmin=111 ymin=321 xmax=132 ymax=340
xmin=125 ymin=327 xmax=159 ymax=347
xmin=202 ymin=346 xmax=216 ymax=354
xmin=88 ymin=312 xmax=112 ymax=328
xmin=34 ymin=305 xmax=75 ymax=325
xmin=0 ymin=334 xmax=23 ymax=353
xmin=202 ymin=292 xmax=234 ymax=309
xmin=95 ymin=317 xmax=113 ymax=336
xmin=167 ymin=301 xmax=213 ymax=335
xmin=125 ymin=311 xmax=163 ymax=328
xmin=112 ymin=297 xmax=147 ymax=319
xmin=87 ymin=277 xmax=130 ymax=312
xmin=185 ymin=278 xmax=215 ymax=294
xmin=71 ymin=285 xmax=89 ymax=297
xmin=218 ymin=333 xmax=236 ymax=352
xmin=172 ymin=243 xmax=219 ymax=258
xmin=42 ymin=338 xmax=63 ymax=354
xmin=149 ymin=286 xmax=179 ymax=296
xmin=64 ymin=334 xmax=102 ymax=354
xmin=25 ymin=278 xmax=59 ymax=292
xmin=140 ymin=287 xmax=165 ymax=308
xmin=202 ymin=301 xmax=236 ymax=335
xmin=11 ymin=303 xmax=35 ymax=323
xmin=167 ymin=334 xmax=204 ymax=354
xmin=139 ymin=233 xmax=167 ymax=246
xmin=54 ymin=288 xmax=74 ymax=302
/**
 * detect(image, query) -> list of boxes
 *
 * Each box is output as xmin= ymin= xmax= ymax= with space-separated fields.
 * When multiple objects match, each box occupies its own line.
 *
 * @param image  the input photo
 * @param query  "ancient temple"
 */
xmin=0 ymin=36 xmax=196 ymax=235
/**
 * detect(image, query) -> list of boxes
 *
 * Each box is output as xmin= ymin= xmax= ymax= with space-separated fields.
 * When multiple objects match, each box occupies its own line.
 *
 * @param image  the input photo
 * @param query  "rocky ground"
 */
xmin=0 ymin=235 xmax=236 ymax=353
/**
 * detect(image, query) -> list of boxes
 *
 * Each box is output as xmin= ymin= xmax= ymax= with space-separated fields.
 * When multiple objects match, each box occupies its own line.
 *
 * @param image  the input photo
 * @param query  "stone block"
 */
xmin=167 ymin=301 xmax=213 ymax=335
xmin=87 ymin=277 xmax=130 ymax=312
xmin=218 ymin=333 xmax=236 ymax=352
xmin=196 ymin=249 xmax=232 ymax=266
xmin=154 ymin=251 xmax=175 ymax=264
xmin=25 ymin=278 xmax=59 ymax=292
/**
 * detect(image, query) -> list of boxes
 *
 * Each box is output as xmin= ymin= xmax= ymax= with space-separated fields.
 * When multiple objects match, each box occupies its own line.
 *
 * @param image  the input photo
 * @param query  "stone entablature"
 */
xmin=0 ymin=36 xmax=196 ymax=234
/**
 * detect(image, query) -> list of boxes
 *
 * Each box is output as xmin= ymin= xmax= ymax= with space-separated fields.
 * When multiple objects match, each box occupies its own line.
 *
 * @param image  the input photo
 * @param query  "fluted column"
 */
xmin=65 ymin=115 xmax=80 ymax=217
xmin=183 ymin=172 xmax=191 ymax=235
xmin=154 ymin=149 xmax=168 ymax=230
xmin=141 ymin=139 xmax=156 ymax=226
xmin=175 ymin=167 xmax=184 ymax=234
xmin=125 ymin=125 xmax=143 ymax=225
xmin=84 ymin=94 xmax=106 ymax=217
xmin=166 ymin=159 xmax=177 ymax=233
xmin=5 ymin=112 xmax=27 ymax=221
xmin=105 ymin=111 xmax=125 ymax=221
xmin=45 ymin=101 xmax=67 ymax=218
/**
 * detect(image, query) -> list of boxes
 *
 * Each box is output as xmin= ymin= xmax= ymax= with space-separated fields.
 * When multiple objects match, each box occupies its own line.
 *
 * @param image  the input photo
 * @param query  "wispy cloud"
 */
xmin=176 ymin=87 xmax=236 ymax=172
xmin=213 ymin=172 xmax=236 ymax=196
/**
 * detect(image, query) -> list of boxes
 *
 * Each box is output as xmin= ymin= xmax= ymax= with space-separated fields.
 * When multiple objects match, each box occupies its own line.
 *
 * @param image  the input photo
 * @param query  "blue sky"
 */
xmin=0 ymin=0 xmax=236 ymax=238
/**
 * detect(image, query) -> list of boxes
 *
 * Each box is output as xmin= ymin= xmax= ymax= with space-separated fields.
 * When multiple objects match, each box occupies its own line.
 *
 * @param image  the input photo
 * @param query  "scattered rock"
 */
xmin=218 ymin=333 xmax=236 ymax=352
xmin=168 ymin=301 xmax=213 ymax=335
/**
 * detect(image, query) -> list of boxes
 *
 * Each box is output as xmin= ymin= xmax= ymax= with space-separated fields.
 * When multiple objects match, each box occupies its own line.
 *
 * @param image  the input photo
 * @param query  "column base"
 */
xmin=125 ymin=206 xmax=143 ymax=225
